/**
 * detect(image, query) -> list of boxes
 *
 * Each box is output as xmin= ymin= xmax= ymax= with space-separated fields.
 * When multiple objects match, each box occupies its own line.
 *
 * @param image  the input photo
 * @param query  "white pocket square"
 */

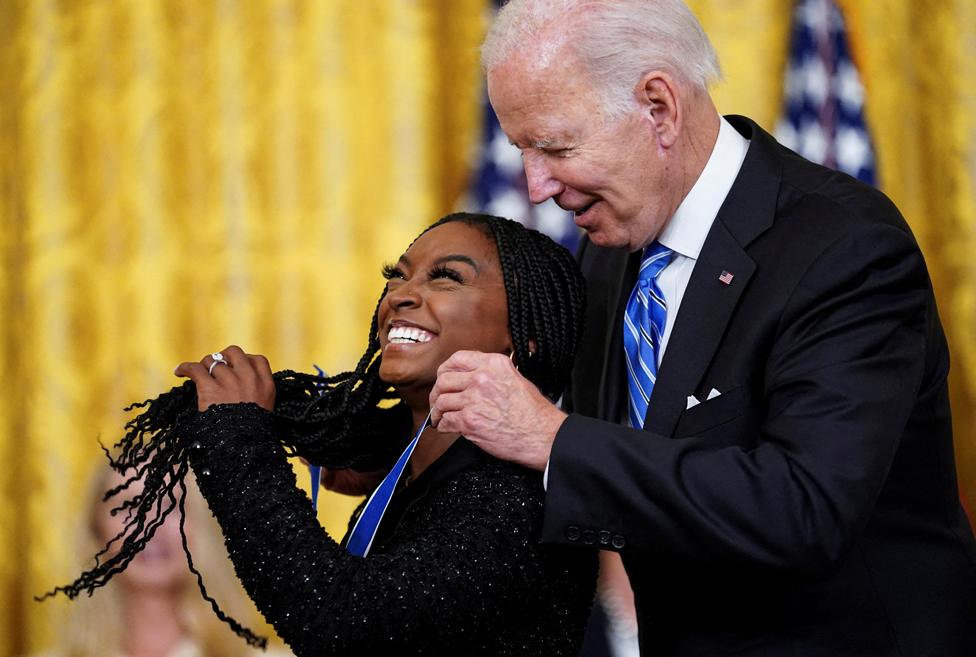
xmin=687 ymin=388 xmax=722 ymax=410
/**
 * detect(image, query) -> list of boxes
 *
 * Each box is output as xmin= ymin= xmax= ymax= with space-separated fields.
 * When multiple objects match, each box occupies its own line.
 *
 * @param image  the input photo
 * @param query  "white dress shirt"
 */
xmin=654 ymin=115 xmax=749 ymax=363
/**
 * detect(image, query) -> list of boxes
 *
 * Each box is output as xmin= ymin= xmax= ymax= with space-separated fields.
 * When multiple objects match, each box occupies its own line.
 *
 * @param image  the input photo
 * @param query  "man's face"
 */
xmin=488 ymin=51 xmax=675 ymax=252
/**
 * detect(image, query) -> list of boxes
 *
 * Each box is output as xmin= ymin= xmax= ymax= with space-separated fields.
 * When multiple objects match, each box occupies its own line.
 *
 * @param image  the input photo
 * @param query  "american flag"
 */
xmin=775 ymin=0 xmax=877 ymax=186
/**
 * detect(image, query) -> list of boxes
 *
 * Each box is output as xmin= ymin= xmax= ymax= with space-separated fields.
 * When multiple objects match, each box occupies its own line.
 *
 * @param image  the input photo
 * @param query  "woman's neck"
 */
xmin=407 ymin=404 xmax=459 ymax=481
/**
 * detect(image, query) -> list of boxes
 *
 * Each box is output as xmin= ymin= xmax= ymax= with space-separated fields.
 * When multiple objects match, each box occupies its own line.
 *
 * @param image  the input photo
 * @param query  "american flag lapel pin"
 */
xmin=718 ymin=270 xmax=734 ymax=286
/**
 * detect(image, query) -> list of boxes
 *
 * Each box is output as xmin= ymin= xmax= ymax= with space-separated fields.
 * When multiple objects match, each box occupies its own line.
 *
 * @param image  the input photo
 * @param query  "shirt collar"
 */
xmin=657 ymin=116 xmax=749 ymax=260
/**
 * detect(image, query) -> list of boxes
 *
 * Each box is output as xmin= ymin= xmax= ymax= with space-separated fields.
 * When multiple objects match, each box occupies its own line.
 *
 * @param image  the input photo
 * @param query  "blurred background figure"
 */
xmin=29 ymin=462 xmax=290 ymax=657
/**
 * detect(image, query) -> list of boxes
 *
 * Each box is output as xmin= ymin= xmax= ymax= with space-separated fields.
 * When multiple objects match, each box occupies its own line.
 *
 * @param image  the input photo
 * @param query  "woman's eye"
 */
xmin=429 ymin=266 xmax=464 ymax=283
xmin=381 ymin=263 xmax=405 ymax=281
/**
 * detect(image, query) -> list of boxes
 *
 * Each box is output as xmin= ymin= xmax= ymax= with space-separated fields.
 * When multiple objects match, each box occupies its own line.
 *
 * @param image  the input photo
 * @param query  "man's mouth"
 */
xmin=388 ymin=325 xmax=435 ymax=345
xmin=572 ymin=201 xmax=598 ymax=226
xmin=574 ymin=202 xmax=595 ymax=217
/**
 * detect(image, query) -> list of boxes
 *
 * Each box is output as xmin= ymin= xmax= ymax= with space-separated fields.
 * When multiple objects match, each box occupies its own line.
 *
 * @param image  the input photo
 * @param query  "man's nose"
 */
xmin=523 ymin=152 xmax=564 ymax=204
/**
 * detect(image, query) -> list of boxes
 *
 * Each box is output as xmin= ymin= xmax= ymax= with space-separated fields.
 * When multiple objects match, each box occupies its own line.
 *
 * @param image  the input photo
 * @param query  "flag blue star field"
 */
xmin=466 ymin=99 xmax=581 ymax=253
xmin=775 ymin=0 xmax=877 ymax=186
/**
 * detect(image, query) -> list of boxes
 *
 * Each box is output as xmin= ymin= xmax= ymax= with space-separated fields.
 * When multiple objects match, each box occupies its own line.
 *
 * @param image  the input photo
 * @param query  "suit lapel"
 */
xmin=644 ymin=223 xmax=755 ymax=436
xmin=643 ymin=115 xmax=782 ymax=436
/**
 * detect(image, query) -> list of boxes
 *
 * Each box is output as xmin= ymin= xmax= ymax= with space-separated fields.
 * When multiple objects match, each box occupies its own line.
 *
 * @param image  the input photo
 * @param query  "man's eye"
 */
xmin=381 ymin=263 xmax=405 ymax=280
xmin=429 ymin=266 xmax=464 ymax=283
xmin=546 ymin=147 xmax=573 ymax=157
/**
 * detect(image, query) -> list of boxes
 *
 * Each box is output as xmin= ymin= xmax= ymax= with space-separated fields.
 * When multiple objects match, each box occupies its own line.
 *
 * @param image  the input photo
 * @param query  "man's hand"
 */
xmin=429 ymin=350 xmax=567 ymax=471
xmin=174 ymin=345 xmax=276 ymax=412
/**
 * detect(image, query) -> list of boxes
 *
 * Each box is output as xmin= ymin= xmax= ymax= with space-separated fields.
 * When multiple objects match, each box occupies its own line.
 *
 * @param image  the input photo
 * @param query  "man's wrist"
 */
xmin=532 ymin=407 xmax=567 ymax=471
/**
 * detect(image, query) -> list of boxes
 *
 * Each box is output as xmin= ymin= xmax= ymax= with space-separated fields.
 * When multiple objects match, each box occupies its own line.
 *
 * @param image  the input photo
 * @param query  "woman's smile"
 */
xmin=386 ymin=320 xmax=437 ymax=348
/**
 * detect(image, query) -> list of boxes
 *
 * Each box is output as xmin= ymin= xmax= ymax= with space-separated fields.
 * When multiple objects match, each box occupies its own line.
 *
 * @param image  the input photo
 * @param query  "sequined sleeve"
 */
xmin=185 ymin=403 xmax=594 ymax=657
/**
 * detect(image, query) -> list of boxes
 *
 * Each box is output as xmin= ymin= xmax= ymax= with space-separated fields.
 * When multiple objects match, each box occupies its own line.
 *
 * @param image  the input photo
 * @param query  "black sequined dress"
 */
xmin=185 ymin=403 xmax=596 ymax=657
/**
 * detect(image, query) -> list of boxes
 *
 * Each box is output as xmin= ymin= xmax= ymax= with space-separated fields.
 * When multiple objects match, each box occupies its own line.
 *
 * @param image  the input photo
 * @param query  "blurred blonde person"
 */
xmin=38 ymin=463 xmax=289 ymax=657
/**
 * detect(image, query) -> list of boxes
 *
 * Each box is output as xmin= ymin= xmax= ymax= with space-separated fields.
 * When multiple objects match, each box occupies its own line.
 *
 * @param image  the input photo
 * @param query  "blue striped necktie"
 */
xmin=623 ymin=242 xmax=673 ymax=429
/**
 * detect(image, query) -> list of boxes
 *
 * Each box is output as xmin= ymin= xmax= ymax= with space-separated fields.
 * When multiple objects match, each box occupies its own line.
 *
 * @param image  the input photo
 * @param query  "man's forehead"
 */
xmin=494 ymin=28 xmax=578 ymax=76
xmin=488 ymin=50 xmax=588 ymax=108
xmin=488 ymin=59 xmax=598 ymax=140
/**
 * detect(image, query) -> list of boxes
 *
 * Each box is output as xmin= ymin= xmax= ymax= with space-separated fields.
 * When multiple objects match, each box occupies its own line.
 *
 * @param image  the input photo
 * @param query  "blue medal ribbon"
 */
xmin=345 ymin=411 xmax=432 ymax=557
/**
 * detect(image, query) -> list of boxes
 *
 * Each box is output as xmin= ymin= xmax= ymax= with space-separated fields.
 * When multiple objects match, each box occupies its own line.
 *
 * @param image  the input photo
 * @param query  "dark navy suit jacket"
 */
xmin=546 ymin=116 xmax=976 ymax=656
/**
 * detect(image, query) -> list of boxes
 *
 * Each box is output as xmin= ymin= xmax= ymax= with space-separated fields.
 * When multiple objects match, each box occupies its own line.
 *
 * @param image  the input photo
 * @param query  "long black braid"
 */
xmin=39 ymin=212 xmax=585 ymax=646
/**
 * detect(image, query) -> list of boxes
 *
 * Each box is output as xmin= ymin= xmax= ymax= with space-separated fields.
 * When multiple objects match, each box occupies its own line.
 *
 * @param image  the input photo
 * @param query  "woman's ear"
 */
xmin=507 ymin=340 xmax=536 ymax=371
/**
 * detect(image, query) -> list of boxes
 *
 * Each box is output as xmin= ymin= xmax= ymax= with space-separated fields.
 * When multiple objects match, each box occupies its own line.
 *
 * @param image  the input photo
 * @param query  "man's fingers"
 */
xmin=436 ymin=349 xmax=500 ymax=376
xmin=431 ymin=390 xmax=468 ymax=418
xmin=433 ymin=410 xmax=465 ymax=435
xmin=431 ymin=390 xmax=481 ymax=435
xmin=429 ymin=372 xmax=477 ymax=428
xmin=430 ymin=370 xmax=474 ymax=399
xmin=432 ymin=352 xmax=517 ymax=396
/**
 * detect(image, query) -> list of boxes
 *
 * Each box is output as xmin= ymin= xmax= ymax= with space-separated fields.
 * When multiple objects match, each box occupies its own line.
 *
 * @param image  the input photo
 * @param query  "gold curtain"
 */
xmin=0 ymin=1 xmax=486 ymax=653
xmin=1 ymin=1 xmax=973 ymax=655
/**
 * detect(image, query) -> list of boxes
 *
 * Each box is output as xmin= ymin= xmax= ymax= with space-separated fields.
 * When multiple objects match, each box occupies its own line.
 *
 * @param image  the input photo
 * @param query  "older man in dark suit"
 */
xmin=430 ymin=1 xmax=976 ymax=655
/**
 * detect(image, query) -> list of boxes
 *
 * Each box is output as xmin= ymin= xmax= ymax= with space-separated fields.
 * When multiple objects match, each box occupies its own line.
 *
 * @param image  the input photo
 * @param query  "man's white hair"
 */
xmin=482 ymin=0 xmax=722 ymax=118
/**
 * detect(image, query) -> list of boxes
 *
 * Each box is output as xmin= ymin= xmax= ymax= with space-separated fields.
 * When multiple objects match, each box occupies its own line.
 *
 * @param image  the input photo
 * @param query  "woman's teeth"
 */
xmin=388 ymin=326 xmax=434 ymax=344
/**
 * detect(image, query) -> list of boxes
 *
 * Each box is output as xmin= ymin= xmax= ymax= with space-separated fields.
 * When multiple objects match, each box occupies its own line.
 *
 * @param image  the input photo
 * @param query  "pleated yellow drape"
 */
xmin=1 ymin=1 xmax=973 ymax=655
xmin=0 ymin=1 xmax=486 ymax=653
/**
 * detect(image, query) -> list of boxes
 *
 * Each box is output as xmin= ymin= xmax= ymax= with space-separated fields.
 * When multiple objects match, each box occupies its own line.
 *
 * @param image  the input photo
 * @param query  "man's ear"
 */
xmin=635 ymin=71 xmax=682 ymax=148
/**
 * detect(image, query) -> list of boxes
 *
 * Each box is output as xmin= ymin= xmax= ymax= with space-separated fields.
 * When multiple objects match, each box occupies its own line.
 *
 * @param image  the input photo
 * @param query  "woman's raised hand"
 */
xmin=174 ymin=345 xmax=276 ymax=412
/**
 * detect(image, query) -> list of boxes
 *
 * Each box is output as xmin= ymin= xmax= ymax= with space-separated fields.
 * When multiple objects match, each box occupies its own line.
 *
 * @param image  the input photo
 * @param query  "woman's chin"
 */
xmin=379 ymin=368 xmax=436 ymax=396
xmin=379 ymin=350 xmax=441 ymax=390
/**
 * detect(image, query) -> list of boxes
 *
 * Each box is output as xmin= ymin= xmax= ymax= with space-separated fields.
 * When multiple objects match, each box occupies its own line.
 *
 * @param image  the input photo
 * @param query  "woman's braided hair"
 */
xmin=39 ymin=212 xmax=585 ymax=645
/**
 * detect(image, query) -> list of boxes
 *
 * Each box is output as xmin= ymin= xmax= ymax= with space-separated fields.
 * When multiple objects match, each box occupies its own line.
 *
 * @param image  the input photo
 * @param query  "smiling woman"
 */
xmin=378 ymin=222 xmax=512 ymax=413
xmin=43 ymin=213 xmax=593 ymax=657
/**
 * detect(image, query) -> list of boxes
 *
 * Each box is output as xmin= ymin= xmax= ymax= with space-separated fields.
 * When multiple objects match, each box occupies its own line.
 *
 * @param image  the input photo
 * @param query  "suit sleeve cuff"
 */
xmin=541 ymin=413 xmax=630 ymax=551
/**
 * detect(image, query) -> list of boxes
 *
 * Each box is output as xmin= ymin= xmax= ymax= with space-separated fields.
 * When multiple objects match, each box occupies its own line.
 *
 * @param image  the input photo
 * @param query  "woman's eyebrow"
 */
xmin=398 ymin=253 xmax=480 ymax=273
xmin=435 ymin=254 xmax=480 ymax=272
